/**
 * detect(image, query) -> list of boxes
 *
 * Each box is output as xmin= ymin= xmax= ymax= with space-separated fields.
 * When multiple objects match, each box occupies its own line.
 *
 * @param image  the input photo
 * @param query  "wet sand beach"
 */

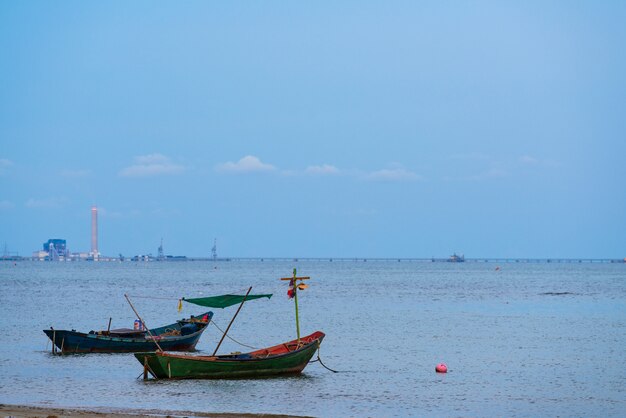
xmin=0 ymin=405 xmax=309 ymax=418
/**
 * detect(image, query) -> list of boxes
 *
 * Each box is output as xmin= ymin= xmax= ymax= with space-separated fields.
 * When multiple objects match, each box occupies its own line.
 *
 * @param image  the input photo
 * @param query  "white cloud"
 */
xmin=25 ymin=197 xmax=69 ymax=209
xmin=367 ymin=168 xmax=422 ymax=181
xmin=119 ymin=153 xmax=185 ymax=177
xmin=305 ymin=164 xmax=340 ymax=175
xmin=215 ymin=155 xmax=276 ymax=173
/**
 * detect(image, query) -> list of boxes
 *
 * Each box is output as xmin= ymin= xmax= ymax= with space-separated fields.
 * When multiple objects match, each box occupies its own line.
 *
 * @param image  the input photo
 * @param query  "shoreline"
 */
xmin=0 ymin=404 xmax=311 ymax=418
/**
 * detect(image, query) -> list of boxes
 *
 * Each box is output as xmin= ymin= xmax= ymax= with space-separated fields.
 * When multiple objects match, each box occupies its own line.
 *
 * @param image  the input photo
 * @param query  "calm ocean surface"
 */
xmin=0 ymin=260 xmax=625 ymax=417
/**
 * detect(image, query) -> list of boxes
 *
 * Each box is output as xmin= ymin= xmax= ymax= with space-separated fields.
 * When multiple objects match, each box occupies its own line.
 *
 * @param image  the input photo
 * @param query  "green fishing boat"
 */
xmin=135 ymin=331 xmax=324 ymax=379
xmin=134 ymin=269 xmax=326 ymax=379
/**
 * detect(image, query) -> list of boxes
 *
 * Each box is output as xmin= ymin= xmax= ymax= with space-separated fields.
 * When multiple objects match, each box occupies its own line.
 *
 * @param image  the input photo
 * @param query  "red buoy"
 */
xmin=435 ymin=363 xmax=447 ymax=373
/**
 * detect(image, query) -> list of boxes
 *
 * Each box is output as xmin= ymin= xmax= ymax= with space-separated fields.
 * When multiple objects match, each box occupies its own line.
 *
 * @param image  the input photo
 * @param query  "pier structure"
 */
xmin=210 ymin=257 xmax=626 ymax=264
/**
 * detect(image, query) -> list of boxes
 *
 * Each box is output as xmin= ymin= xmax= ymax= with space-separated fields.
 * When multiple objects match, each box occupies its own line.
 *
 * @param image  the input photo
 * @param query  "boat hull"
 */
xmin=43 ymin=312 xmax=213 ymax=354
xmin=135 ymin=331 xmax=325 ymax=379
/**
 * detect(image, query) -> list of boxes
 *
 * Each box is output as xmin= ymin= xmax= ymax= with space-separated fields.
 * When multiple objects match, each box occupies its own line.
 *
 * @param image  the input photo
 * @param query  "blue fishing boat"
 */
xmin=43 ymin=311 xmax=213 ymax=354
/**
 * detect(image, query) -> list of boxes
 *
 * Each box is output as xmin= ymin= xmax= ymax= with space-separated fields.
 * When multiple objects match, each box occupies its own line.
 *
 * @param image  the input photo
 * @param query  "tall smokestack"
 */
xmin=91 ymin=205 xmax=98 ymax=259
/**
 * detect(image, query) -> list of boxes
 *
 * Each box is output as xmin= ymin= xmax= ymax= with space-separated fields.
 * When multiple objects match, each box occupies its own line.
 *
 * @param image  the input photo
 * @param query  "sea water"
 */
xmin=0 ymin=260 xmax=624 ymax=417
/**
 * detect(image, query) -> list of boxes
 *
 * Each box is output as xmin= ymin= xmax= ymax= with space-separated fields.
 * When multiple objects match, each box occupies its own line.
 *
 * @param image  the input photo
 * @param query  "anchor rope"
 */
xmin=210 ymin=320 xmax=259 ymax=350
xmin=311 ymin=346 xmax=341 ymax=373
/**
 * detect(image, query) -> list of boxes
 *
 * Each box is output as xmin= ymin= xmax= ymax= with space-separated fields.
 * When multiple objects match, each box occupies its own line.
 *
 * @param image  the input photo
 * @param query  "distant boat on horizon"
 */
xmin=448 ymin=253 xmax=465 ymax=262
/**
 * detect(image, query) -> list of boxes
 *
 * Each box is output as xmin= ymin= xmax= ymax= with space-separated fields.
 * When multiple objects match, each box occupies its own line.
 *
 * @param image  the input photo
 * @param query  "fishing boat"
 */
xmin=43 ymin=311 xmax=213 ymax=354
xmin=134 ymin=269 xmax=326 ymax=379
xmin=448 ymin=253 xmax=465 ymax=262
xmin=135 ymin=331 xmax=324 ymax=379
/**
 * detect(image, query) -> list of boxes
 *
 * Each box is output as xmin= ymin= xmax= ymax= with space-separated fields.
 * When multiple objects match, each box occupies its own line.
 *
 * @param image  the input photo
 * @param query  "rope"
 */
xmin=312 ymin=346 xmax=340 ymax=373
xmin=127 ymin=288 xmax=253 ymax=301
xmin=208 ymin=323 xmax=341 ymax=373
xmin=209 ymin=320 xmax=343 ymax=373
xmin=210 ymin=320 xmax=259 ymax=350
xmin=126 ymin=295 xmax=179 ymax=300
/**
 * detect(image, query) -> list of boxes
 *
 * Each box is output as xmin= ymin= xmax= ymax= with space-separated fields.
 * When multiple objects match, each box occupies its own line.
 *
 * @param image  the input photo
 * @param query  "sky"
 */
xmin=1 ymin=1 xmax=625 ymax=259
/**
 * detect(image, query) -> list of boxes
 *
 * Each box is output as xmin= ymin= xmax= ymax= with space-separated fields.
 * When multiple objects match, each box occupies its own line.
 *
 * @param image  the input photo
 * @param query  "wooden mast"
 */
xmin=280 ymin=268 xmax=310 ymax=343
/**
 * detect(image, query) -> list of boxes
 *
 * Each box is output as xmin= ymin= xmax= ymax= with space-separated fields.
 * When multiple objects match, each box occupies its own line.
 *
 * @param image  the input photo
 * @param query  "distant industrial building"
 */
xmin=44 ymin=239 xmax=68 ymax=259
xmin=44 ymin=239 xmax=67 ymax=255
xmin=33 ymin=238 xmax=69 ymax=261
xmin=31 ymin=205 xmax=104 ymax=261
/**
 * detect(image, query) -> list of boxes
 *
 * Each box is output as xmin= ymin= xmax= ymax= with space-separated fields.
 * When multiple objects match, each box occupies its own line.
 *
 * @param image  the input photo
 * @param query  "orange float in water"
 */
xmin=435 ymin=363 xmax=447 ymax=373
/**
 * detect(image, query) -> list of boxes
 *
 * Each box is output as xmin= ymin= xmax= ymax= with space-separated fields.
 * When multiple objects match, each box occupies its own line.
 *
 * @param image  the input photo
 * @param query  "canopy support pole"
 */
xmin=124 ymin=293 xmax=164 ymax=352
xmin=212 ymin=286 xmax=252 ymax=356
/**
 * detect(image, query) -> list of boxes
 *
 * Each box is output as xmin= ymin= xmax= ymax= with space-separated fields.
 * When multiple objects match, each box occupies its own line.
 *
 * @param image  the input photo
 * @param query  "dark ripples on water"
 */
xmin=1 ymin=261 xmax=625 ymax=417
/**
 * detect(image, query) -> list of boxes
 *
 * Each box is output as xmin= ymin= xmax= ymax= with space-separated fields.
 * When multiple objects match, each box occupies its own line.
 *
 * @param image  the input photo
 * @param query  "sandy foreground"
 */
xmin=0 ymin=404 xmax=310 ymax=418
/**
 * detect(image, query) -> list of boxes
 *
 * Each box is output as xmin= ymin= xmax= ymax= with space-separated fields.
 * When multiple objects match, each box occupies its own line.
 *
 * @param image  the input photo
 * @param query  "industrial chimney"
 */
xmin=91 ymin=205 xmax=99 ymax=259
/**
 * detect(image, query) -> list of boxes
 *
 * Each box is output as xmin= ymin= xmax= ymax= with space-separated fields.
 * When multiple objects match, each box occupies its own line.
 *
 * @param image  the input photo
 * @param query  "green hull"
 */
xmin=135 ymin=331 xmax=324 ymax=379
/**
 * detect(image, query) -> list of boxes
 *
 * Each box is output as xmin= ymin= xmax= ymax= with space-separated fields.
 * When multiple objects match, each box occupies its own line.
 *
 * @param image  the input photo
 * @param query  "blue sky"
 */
xmin=1 ymin=1 xmax=625 ymax=258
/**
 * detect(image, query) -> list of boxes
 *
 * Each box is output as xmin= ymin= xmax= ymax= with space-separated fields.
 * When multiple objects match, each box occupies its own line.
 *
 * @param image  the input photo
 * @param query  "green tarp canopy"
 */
xmin=183 ymin=294 xmax=272 ymax=309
